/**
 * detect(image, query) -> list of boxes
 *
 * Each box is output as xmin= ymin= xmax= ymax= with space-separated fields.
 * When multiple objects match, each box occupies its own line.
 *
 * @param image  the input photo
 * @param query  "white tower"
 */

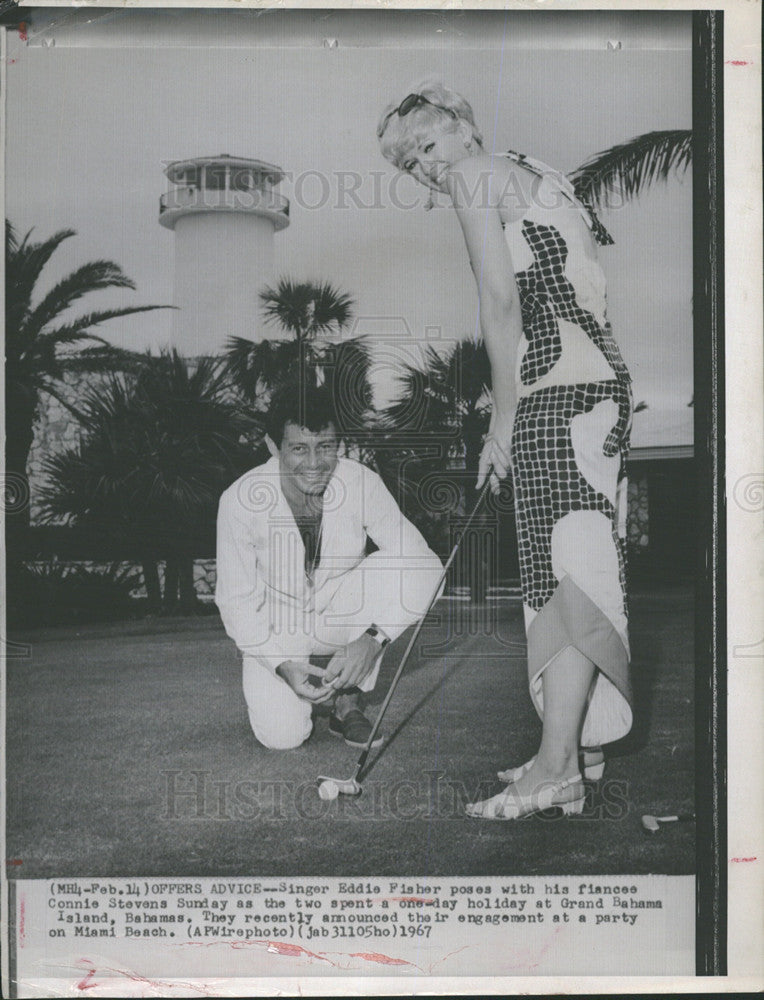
xmin=159 ymin=155 xmax=290 ymax=354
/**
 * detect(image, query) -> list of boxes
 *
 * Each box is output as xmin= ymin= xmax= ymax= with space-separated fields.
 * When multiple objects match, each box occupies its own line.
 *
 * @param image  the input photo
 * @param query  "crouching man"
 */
xmin=215 ymin=383 xmax=443 ymax=751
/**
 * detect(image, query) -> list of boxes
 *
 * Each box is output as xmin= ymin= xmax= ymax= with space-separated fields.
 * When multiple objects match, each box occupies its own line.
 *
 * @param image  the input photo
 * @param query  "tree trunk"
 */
xmin=4 ymin=390 xmax=37 ymax=532
xmin=141 ymin=559 xmax=162 ymax=612
xmin=4 ymin=392 xmax=37 ymax=586
xmin=178 ymin=556 xmax=198 ymax=612
xmin=163 ymin=558 xmax=180 ymax=613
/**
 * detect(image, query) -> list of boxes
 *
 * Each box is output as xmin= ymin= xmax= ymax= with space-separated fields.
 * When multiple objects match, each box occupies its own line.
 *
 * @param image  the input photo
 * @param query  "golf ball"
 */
xmin=318 ymin=780 xmax=339 ymax=801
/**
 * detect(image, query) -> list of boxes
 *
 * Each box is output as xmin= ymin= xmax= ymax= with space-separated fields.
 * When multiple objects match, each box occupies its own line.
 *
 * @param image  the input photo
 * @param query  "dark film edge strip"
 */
xmin=692 ymin=7 xmax=727 ymax=978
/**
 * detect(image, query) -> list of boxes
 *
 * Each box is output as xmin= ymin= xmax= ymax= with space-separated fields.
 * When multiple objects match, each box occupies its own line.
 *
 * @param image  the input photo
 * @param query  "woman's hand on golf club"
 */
xmin=322 ymin=634 xmax=379 ymax=691
xmin=276 ymin=660 xmax=336 ymax=704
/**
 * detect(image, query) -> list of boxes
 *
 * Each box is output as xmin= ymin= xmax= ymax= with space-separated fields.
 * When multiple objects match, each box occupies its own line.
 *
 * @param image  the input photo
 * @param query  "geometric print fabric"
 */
xmin=511 ymin=379 xmax=632 ymax=614
xmin=517 ymin=221 xmax=631 ymax=388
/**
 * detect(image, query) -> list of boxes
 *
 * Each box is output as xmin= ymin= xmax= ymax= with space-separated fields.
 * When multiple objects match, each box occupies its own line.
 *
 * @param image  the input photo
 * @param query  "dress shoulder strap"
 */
xmin=504 ymin=150 xmax=614 ymax=247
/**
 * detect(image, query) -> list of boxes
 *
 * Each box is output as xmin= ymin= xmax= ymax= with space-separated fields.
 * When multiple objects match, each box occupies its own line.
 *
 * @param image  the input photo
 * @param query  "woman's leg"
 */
xmin=470 ymin=384 xmax=632 ymax=819
xmin=467 ymin=646 xmax=594 ymax=818
xmin=533 ymin=646 xmax=596 ymax=779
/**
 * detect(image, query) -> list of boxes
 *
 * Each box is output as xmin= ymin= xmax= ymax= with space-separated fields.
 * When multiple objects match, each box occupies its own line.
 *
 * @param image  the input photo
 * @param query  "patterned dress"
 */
xmin=503 ymin=151 xmax=633 ymax=746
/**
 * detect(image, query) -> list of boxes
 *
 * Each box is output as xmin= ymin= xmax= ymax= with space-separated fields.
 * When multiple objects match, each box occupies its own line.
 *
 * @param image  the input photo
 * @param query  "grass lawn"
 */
xmin=6 ymin=588 xmax=694 ymax=878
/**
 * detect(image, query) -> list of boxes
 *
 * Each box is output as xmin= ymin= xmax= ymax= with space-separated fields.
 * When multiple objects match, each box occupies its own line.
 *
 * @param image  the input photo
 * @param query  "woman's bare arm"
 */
xmin=446 ymin=154 xmax=523 ymax=485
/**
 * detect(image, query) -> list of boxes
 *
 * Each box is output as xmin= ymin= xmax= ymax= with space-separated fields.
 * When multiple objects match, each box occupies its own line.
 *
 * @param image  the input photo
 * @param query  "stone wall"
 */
xmin=193 ymin=559 xmax=217 ymax=600
xmin=27 ymin=371 xmax=91 ymax=525
xmin=626 ymin=474 xmax=650 ymax=550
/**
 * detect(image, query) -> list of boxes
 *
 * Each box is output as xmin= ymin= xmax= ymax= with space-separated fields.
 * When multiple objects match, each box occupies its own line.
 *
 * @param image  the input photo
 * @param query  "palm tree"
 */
xmin=38 ymin=351 xmax=255 ymax=612
xmin=260 ymin=278 xmax=354 ymax=344
xmin=224 ymin=277 xmax=374 ymax=450
xmin=570 ymin=129 xmax=692 ymax=210
xmin=380 ymin=340 xmax=491 ymax=485
xmin=571 ymin=132 xmax=693 ymax=413
xmin=376 ymin=340 xmax=493 ymax=584
xmin=225 ymin=278 xmax=355 ymax=395
xmin=5 ymin=220 xmax=167 ymax=525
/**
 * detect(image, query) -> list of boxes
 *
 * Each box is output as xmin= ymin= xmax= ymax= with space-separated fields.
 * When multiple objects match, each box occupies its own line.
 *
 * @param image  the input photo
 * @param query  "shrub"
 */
xmin=7 ymin=560 xmax=144 ymax=628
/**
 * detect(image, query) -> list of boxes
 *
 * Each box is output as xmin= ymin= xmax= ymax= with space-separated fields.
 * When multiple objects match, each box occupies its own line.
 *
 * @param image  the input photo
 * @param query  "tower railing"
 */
xmin=159 ymin=186 xmax=289 ymax=217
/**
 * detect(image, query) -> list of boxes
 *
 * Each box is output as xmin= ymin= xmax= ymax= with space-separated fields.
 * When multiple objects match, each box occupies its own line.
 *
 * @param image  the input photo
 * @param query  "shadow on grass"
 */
xmin=359 ymin=656 xmax=468 ymax=781
xmin=608 ymin=628 xmax=664 ymax=759
xmin=366 ymin=601 xmax=521 ymax=700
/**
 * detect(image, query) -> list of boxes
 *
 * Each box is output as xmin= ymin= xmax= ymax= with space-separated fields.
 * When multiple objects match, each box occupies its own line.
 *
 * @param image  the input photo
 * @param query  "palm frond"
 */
xmin=259 ymin=277 xmax=355 ymax=342
xmin=57 ymin=344 xmax=153 ymax=377
xmin=259 ymin=278 xmax=315 ymax=340
xmin=380 ymin=360 xmax=431 ymax=430
xmin=26 ymin=306 xmax=169 ymax=359
xmin=376 ymin=338 xmax=492 ymax=482
xmin=319 ymin=336 xmax=374 ymax=435
xmin=570 ymin=129 xmax=692 ymax=210
xmin=223 ymin=334 xmax=314 ymax=400
xmin=5 ymin=219 xmax=172 ymax=493
xmin=5 ymin=225 xmax=77 ymax=336
xmin=5 ymin=219 xmax=19 ymax=255
xmin=444 ymin=341 xmax=492 ymax=407
xmin=308 ymin=280 xmax=354 ymax=336
xmin=20 ymin=260 xmax=140 ymax=339
xmin=39 ymin=352 xmax=255 ymax=536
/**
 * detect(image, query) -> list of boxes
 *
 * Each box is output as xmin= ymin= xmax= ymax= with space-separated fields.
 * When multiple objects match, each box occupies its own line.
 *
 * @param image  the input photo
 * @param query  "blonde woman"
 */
xmin=377 ymin=82 xmax=633 ymax=820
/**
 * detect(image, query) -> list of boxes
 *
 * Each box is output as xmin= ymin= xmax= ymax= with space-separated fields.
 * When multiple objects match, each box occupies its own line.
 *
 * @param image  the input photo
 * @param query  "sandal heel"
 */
xmin=502 ymin=753 xmax=605 ymax=785
xmin=467 ymin=774 xmax=584 ymax=821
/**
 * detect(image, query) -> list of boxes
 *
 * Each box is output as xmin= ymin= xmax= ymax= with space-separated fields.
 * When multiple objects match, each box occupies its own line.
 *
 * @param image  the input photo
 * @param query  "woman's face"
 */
xmin=399 ymin=117 xmax=471 ymax=192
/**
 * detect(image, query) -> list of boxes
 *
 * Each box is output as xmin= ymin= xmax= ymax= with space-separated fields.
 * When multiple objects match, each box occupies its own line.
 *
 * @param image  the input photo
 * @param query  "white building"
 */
xmin=159 ymin=155 xmax=290 ymax=353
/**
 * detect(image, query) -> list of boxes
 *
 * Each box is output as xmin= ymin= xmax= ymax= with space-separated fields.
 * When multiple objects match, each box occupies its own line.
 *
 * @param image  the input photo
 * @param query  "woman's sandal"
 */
xmin=497 ymin=747 xmax=605 ymax=783
xmin=465 ymin=773 xmax=585 ymax=821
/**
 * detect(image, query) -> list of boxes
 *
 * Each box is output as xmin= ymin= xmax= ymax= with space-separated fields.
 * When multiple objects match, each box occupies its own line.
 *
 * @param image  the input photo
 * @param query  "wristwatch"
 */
xmin=364 ymin=624 xmax=391 ymax=648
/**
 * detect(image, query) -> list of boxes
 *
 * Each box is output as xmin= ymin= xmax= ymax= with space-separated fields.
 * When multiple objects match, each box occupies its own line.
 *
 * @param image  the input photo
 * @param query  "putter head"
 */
xmin=641 ymin=814 xmax=660 ymax=833
xmin=317 ymin=775 xmax=362 ymax=797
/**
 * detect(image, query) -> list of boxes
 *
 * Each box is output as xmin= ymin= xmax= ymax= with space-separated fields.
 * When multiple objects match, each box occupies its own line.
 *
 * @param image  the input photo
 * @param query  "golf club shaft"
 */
xmin=354 ymin=470 xmax=496 ymax=779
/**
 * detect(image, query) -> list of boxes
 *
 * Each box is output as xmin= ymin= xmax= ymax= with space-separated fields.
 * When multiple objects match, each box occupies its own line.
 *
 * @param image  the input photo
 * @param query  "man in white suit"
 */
xmin=216 ymin=384 xmax=443 ymax=751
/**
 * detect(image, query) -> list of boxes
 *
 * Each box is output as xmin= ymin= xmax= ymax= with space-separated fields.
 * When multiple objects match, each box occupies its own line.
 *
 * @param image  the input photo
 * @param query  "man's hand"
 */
xmin=276 ymin=660 xmax=336 ymax=704
xmin=322 ymin=634 xmax=381 ymax=692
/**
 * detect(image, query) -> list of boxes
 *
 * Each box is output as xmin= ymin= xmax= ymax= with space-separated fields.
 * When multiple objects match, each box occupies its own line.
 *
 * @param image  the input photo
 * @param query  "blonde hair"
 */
xmin=377 ymin=79 xmax=484 ymax=169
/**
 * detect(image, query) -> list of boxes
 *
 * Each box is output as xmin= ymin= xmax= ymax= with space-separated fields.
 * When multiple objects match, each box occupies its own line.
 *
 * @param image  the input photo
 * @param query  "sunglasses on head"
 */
xmin=378 ymin=93 xmax=455 ymax=136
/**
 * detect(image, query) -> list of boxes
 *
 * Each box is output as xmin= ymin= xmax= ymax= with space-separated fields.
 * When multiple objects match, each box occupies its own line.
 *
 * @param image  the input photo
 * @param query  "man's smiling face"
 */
xmin=277 ymin=422 xmax=339 ymax=499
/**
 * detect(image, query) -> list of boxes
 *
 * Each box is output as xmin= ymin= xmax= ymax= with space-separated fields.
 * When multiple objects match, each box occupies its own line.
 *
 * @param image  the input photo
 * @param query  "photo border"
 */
xmin=692 ymin=8 xmax=727 ymax=977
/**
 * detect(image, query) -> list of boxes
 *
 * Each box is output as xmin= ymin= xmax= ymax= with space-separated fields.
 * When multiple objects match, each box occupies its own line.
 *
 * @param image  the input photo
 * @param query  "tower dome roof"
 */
xmin=164 ymin=155 xmax=285 ymax=185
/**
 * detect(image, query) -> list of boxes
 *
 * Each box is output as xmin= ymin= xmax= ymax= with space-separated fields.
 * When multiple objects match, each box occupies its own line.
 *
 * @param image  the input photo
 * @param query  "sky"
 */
xmin=4 ymin=9 xmax=694 ymax=448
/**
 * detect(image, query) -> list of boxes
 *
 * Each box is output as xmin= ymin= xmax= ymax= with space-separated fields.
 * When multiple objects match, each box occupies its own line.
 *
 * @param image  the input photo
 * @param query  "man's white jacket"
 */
xmin=215 ymin=456 xmax=444 ymax=670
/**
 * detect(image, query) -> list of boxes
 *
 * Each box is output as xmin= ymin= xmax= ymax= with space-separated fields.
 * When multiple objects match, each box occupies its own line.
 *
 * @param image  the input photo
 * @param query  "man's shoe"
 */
xmin=329 ymin=710 xmax=384 ymax=749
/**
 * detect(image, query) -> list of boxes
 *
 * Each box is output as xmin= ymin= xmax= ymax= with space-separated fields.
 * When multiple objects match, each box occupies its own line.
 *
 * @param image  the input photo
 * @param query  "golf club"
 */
xmin=317 ymin=467 xmax=497 ymax=799
xmin=641 ymin=812 xmax=695 ymax=834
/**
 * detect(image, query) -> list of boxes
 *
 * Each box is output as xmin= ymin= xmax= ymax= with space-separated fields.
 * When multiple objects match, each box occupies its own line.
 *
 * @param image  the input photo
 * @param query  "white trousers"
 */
xmin=242 ymin=557 xmax=436 ymax=750
xmin=242 ymin=649 xmax=382 ymax=751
